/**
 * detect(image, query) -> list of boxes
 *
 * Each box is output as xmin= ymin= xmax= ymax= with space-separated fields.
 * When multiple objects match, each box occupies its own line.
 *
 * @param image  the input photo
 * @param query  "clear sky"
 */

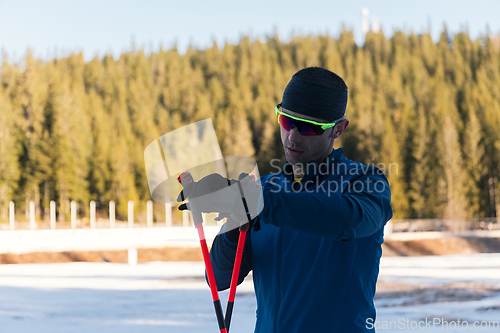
xmin=0 ymin=0 xmax=498 ymax=61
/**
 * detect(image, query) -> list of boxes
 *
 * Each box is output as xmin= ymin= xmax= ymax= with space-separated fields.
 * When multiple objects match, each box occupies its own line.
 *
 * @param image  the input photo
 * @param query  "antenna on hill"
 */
xmin=361 ymin=7 xmax=370 ymax=36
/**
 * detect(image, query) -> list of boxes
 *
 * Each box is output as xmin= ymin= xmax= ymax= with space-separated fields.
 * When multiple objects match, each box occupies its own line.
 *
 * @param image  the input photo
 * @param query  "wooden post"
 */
xmin=25 ymin=197 xmax=29 ymax=221
xmin=9 ymin=201 xmax=15 ymax=230
xmin=109 ymin=201 xmax=115 ymax=228
xmin=90 ymin=200 xmax=96 ymax=228
xmin=183 ymin=210 xmax=190 ymax=227
xmin=71 ymin=200 xmax=77 ymax=229
xmin=147 ymin=200 xmax=153 ymax=227
xmin=50 ymin=200 xmax=56 ymax=230
xmin=165 ymin=203 xmax=172 ymax=227
xmin=128 ymin=201 xmax=134 ymax=227
xmin=128 ymin=248 xmax=138 ymax=265
xmin=30 ymin=201 xmax=36 ymax=230
xmin=495 ymin=176 xmax=500 ymax=224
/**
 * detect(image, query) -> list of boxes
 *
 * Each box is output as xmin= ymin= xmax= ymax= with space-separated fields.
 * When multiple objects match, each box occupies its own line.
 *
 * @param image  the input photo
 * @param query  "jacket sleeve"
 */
xmin=208 ymin=223 xmax=253 ymax=291
xmin=259 ymin=167 xmax=393 ymax=241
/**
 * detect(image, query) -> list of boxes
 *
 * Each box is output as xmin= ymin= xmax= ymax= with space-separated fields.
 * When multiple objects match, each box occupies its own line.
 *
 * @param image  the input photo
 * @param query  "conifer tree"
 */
xmin=1 ymin=29 xmax=500 ymax=221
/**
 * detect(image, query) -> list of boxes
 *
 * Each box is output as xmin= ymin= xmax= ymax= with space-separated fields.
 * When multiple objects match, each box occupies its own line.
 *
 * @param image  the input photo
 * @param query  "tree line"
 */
xmin=1 ymin=28 xmax=500 ymax=221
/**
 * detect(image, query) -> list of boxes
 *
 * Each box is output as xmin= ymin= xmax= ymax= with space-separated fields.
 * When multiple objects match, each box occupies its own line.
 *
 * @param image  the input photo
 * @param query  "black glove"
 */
xmin=214 ymin=173 xmax=262 ymax=244
xmin=177 ymin=173 xmax=237 ymax=213
xmin=178 ymin=172 xmax=262 ymax=230
xmin=224 ymin=172 xmax=261 ymax=228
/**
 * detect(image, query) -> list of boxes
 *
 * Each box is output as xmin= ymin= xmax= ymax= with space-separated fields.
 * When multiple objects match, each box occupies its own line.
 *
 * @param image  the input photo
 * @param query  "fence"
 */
xmin=3 ymin=200 xmax=500 ymax=232
xmin=3 ymin=200 xmax=193 ymax=230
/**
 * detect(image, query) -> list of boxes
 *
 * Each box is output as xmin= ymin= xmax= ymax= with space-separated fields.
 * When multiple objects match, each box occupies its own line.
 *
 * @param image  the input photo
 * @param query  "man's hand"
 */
xmin=177 ymin=173 xmax=238 ymax=214
xmin=177 ymin=172 xmax=262 ymax=231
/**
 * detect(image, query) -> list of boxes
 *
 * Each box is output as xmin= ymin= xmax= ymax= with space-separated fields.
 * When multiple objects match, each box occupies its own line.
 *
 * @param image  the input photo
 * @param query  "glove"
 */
xmin=215 ymin=173 xmax=262 ymax=245
xmin=177 ymin=172 xmax=262 ymax=230
xmin=225 ymin=172 xmax=262 ymax=227
xmin=177 ymin=173 xmax=238 ymax=214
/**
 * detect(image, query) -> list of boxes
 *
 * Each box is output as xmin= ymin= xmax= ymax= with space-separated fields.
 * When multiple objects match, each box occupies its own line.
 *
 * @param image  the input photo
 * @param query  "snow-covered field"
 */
xmin=1 ymin=254 xmax=499 ymax=332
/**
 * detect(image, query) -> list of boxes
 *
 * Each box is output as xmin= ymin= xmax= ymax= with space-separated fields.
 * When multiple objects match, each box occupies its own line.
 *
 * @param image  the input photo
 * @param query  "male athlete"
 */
xmin=180 ymin=67 xmax=393 ymax=332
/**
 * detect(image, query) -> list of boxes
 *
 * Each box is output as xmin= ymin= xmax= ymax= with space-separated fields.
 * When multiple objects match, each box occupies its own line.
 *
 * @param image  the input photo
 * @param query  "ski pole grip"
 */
xmin=177 ymin=171 xmax=203 ymax=226
xmin=177 ymin=172 xmax=194 ymax=192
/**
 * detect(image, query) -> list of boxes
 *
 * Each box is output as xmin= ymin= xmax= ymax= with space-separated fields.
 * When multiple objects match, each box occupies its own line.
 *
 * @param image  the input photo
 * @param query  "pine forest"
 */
xmin=1 ymin=28 xmax=500 ymax=222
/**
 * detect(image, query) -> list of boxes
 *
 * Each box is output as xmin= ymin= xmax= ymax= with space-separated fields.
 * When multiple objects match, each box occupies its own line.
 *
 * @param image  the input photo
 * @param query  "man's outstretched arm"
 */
xmin=259 ymin=168 xmax=393 ymax=241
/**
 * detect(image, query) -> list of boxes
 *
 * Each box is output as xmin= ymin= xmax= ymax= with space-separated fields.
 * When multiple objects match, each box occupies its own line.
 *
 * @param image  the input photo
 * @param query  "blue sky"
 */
xmin=0 ymin=0 xmax=498 ymax=61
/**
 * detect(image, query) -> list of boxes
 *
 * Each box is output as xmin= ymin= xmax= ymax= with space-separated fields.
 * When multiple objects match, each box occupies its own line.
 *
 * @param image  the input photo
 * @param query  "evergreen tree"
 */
xmin=0 ymin=29 xmax=499 ymax=221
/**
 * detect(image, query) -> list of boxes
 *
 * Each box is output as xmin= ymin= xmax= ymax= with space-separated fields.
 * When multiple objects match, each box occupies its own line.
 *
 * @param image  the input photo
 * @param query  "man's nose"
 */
xmin=288 ymin=126 xmax=302 ymax=143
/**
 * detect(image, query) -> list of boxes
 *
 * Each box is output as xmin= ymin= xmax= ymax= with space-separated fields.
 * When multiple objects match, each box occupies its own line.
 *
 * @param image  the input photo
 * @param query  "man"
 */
xmin=182 ymin=67 xmax=393 ymax=332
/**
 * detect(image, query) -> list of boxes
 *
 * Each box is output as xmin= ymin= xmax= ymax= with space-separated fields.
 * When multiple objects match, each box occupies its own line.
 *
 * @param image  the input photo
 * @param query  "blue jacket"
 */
xmin=210 ymin=148 xmax=393 ymax=332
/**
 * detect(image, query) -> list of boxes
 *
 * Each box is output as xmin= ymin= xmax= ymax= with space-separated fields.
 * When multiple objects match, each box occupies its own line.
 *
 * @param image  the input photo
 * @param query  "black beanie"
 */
xmin=281 ymin=75 xmax=347 ymax=122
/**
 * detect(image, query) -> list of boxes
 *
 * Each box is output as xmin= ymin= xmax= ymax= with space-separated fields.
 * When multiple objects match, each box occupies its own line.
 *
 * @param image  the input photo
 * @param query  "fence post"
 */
xmin=147 ymin=200 xmax=153 ymax=227
xmin=90 ymin=200 xmax=96 ymax=228
xmin=128 ymin=248 xmax=138 ymax=265
xmin=71 ymin=201 xmax=77 ymax=229
xmin=25 ymin=198 xmax=29 ymax=221
xmin=165 ymin=203 xmax=172 ymax=227
xmin=109 ymin=201 xmax=115 ymax=228
xmin=50 ymin=201 xmax=56 ymax=230
xmin=183 ymin=210 xmax=190 ymax=227
xmin=9 ymin=201 xmax=15 ymax=230
xmin=128 ymin=201 xmax=134 ymax=228
xmin=30 ymin=201 xmax=36 ymax=230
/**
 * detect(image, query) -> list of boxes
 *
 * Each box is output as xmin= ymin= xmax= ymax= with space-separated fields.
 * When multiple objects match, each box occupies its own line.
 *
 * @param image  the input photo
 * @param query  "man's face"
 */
xmin=280 ymin=108 xmax=336 ymax=166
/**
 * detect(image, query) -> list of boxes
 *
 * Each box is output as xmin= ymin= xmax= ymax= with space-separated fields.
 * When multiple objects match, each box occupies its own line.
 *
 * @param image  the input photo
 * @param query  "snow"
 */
xmin=1 ymin=254 xmax=500 ymax=332
xmin=0 ymin=262 xmax=256 ymax=333
xmin=376 ymin=254 xmax=500 ymax=332
xmin=0 ymin=226 xmax=222 ymax=254
xmin=379 ymin=253 xmax=500 ymax=286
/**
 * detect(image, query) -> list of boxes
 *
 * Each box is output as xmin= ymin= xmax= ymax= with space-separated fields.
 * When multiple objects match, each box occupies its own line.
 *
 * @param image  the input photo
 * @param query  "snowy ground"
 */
xmin=0 ymin=254 xmax=499 ymax=332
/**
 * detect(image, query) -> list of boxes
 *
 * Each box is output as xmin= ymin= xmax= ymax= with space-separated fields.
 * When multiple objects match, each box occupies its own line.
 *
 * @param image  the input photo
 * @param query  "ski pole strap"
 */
xmin=236 ymin=174 xmax=256 ymax=231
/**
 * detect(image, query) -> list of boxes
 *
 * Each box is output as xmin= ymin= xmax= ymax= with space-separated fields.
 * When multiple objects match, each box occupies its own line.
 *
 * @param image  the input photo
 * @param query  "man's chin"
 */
xmin=285 ymin=153 xmax=306 ymax=165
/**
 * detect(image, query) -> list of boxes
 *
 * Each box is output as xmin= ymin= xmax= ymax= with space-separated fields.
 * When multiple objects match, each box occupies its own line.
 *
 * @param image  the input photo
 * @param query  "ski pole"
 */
xmin=224 ymin=174 xmax=255 ymax=332
xmin=177 ymin=171 xmax=227 ymax=333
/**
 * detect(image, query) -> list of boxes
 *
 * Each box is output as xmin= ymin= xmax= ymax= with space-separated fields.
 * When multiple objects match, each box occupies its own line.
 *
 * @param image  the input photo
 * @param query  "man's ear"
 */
xmin=331 ymin=119 xmax=349 ymax=139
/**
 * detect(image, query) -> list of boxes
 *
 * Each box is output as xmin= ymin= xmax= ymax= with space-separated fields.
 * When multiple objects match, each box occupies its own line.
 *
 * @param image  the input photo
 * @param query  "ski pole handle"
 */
xmin=177 ymin=171 xmax=203 ymax=226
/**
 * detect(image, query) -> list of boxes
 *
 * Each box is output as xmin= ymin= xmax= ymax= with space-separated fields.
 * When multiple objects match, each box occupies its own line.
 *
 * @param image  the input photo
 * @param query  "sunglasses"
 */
xmin=275 ymin=103 xmax=337 ymax=136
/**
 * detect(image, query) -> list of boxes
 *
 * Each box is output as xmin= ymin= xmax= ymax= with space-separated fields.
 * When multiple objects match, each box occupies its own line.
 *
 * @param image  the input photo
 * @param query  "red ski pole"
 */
xmin=224 ymin=174 xmax=255 ymax=332
xmin=224 ymin=227 xmax=247 ymax=332
xmin=177 ymin=172 xmax=227 ymax=333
